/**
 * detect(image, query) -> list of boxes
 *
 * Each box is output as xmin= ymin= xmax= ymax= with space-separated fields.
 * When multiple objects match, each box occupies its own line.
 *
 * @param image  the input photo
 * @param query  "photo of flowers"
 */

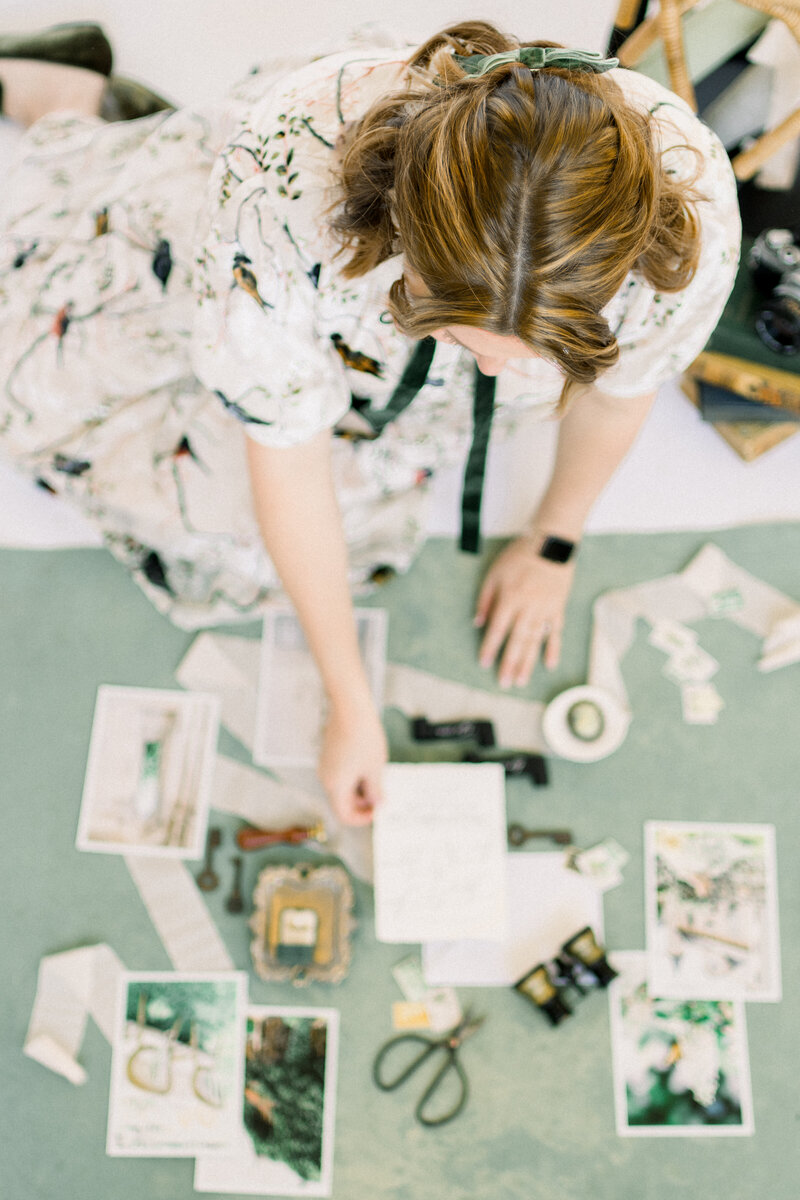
xmin=644 ymin=821 xmax=781 ymax=1002
xmin=195 ymin=1005 xmax=339 ymax=1196
xmin=608 ymin=952 xmax=754 ymax=1137
xmin=106 ymin=971 xmax=247 ymax=1157
xmin=76 ymin=685 xmax=220 ymax=858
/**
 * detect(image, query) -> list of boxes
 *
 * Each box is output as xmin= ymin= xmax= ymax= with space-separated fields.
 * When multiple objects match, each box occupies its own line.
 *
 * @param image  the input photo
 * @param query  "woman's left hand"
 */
xmin=475 ymin=536 xmax=575 ymax=688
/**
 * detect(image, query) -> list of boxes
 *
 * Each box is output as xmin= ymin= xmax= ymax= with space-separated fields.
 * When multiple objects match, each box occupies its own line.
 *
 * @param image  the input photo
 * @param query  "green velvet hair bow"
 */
xmin=454 ymin=46 xmax=619 ymax=76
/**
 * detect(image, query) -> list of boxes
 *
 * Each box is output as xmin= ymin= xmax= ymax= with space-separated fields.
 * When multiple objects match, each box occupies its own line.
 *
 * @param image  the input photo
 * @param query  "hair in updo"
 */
xmin=331 ymin=20 xmax=703 ymax=405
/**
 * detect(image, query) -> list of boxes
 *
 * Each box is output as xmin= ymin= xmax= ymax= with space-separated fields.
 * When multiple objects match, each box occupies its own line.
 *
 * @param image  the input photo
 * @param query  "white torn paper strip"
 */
xmin=175 ymin=633 xmax=259 ymax=750
xmin=124 ymin=856 xmax=234 ymax=972
xmin=212 ymin=755 xmax=373 ymax=884
xmin=588 ymin=543 xmax=800 ymax=710
xmin=23 ymin=943 xmax=126 ymax=1084
xmin=384 ymin=663 xmax=546 ymax=751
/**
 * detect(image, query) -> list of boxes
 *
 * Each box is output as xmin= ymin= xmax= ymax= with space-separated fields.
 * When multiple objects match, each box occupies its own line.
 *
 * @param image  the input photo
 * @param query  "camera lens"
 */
xmin=755 ymin=268 xmax=800 ymax=355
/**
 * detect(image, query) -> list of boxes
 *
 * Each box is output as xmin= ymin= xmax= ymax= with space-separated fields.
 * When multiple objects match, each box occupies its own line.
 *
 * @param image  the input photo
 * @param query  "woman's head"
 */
xmin=332 ymin=21 xmax=702 ymax=395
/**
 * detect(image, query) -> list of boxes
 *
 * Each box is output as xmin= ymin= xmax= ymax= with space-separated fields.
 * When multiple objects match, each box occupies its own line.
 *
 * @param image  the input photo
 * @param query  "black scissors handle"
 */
xmin=372 ymin=1033 xmax=468 ymax=1127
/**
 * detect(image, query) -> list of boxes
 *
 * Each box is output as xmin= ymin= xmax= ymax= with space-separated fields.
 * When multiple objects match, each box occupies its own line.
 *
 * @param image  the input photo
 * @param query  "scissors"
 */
xmin=372 ymin=1009 xmax=485 ymax=1127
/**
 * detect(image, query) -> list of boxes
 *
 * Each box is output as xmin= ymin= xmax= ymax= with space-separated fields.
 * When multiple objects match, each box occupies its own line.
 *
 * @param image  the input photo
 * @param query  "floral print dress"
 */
xmin=0 ymin=44 xmax=741 ymax=627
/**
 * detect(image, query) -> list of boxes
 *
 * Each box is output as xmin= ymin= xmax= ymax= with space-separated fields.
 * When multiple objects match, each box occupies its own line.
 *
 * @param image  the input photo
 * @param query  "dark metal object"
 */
xmin=561 ymin=926 xmax=618 ymax=988
xmin=225 ymin=856 xmax=244 ymax=913
xmin=372 ymin=1009 xmax=485 ymax=1127
xmin=749 ymin=229 xmax=800 ymax=355
xmin=464 ymin=750 xmax=548 ymax=785
xmin=196 ymin=826 xmax=222 ymax=891
xmin=514 ymin=964 xmax=572 ymax=1026
xmin=507 ymin=823 xmax=573 ymax=847
xmin=411 ymin=716 xmax=496 ymax=747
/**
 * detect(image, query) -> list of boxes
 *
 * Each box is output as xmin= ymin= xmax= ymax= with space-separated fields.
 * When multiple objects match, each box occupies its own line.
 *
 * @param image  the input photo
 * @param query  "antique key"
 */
xmin=507 ymin=824 xmax=573 ymax=847
xmin=196 ymin=826 xmax=222 ymax=891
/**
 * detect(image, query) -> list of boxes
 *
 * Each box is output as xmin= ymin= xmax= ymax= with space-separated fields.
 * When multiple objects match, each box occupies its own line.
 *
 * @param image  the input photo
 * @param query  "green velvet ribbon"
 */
xmin=454 ymin=47 xmax=619 ymax=76
xmin=459 ymin=366 xmax=497 ymax=555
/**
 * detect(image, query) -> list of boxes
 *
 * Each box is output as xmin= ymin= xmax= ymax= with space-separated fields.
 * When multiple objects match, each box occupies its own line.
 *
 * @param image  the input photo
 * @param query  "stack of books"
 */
xmin=682 ymin=239 xmax=800 ymax=461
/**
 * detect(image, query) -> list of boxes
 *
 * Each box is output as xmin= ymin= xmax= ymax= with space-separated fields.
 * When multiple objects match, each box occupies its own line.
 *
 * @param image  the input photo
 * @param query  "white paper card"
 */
xmin=644 ymin=822 xmax=781 ymax=1002
xmin=422 ymin=852 xmax=603 ymax=986
xmin=373 ymin=763 xmax=508 ymax=944
xmin=254 ymin=606 xmax=386 ymax=768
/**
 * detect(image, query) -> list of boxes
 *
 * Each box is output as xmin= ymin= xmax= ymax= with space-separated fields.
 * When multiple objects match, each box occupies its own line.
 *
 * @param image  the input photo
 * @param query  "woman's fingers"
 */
xmin=498 ymin=618 xmax=545 ymax=688
xmin=479 ymin=601 xmax=516 ymax=669
xmin=474 ymin=573 xmax=499 ymax=629
xmin=543 ymin=626 xmax=562 ymax=671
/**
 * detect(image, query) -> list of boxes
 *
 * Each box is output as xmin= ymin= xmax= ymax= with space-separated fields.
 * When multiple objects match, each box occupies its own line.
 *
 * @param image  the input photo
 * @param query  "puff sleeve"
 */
xmin=596 ymin=73 xmax=742 ymax=399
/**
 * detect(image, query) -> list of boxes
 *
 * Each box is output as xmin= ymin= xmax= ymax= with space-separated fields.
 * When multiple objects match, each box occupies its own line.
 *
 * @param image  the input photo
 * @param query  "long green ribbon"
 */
xmin=358 ymin=338 xmax=495 ymax=554
xmin=459 ymin=366 xmax=497 ymax=554
xmin=361 ymin=337 xmax=436 ymax=435
xmin=454 ymin=47 xmax=619 ymax=76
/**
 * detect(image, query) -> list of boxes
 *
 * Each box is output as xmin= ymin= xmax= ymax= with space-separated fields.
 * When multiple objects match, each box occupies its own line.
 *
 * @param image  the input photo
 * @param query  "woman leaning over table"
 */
xmin=0 ymin=21 xmax=741 ymax=824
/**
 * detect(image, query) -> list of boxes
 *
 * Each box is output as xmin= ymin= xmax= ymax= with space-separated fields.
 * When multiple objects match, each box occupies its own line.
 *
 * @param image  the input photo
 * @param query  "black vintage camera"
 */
xmin=748 ymin=228 xmax=800 ymax=355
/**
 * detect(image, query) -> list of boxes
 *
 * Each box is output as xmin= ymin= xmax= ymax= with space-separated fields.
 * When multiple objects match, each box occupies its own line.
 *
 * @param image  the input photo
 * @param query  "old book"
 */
xmin=680 ymin=374 xmax=799 ymax=460
xmin=697 ymin=380 xmax=800 ymax=423
xmin=689 ymin=351 xmax=800 ymax=414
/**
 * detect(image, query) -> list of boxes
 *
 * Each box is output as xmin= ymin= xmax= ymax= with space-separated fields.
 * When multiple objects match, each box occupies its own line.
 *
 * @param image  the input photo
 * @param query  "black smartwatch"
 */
xmin=537 ymin=534 xmax=577 ymax=564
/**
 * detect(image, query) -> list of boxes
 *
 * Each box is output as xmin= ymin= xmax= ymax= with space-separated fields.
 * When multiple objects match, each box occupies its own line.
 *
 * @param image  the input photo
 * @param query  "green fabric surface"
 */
xmin=1 ymin=527 xmax=798 ymax=1199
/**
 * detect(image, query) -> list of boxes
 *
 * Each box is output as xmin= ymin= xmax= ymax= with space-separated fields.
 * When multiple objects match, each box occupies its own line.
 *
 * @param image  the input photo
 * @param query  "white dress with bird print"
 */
xmin=0 ymin=42 xmax=740 ymax=626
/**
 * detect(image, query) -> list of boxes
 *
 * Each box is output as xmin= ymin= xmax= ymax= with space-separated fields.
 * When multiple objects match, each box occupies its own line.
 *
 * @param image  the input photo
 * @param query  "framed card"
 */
xmin=107 ymin=971 xmax=247 ymax=1157
xmin=194 ymin=1005 xmax=340 ymax=1195
xmin=609 ymin=952 xmax=754 ymax=1137
xmin=76 ymin=686 xmax=220 ymax=858
xmin=644 ymin=821 xmax=781 ymax=1002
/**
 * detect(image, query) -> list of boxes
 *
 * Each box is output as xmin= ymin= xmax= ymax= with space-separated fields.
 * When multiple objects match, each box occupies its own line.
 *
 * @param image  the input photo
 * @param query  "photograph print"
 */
xmin=76 ymin=685 xmax=220 ymax=858
xmin=107 ymin=971 xmax=247 ymax=1157
xmin=195 ymin=1005 xmax=340 ymax=1196
xmin=644 ymin=821 xmax=781 ymax=1002
xmin=608 ymin=952 xmax=754 ymax=1137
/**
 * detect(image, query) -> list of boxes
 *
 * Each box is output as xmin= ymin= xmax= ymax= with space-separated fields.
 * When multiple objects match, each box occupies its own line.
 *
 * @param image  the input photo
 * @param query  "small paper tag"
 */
xmin=392 ymin=954 xmax=430 ymax=1003
xmin=424 ymin=988 xmax=462 ymax=1034
xmin=648 ymin=620 xmax=698 ymax=655
xmin=681 ymin=682 xmax=725 ymax=725
xmin=392 ymin=1001 xmax=431 ymax=1031
xmin=663 ymin=645 xmax=720 ymax=684
xmin=571 ymin=838 xmax=629 ymax=892
xmin=708 ymin=587 xmax=744 ymax=617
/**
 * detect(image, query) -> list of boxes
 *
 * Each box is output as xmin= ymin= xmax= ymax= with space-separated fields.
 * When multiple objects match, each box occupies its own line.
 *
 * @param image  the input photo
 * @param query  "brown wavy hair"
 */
xmin=331 ymin=20 xmax=703 ymax=403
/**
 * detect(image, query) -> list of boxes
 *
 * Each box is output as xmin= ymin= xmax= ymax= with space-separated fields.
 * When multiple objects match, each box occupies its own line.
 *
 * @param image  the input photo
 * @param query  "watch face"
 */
xmin=539 ymin=535 xmax=574 ymax=563
xmin=278 ymin=907 xmax=319 ymax=947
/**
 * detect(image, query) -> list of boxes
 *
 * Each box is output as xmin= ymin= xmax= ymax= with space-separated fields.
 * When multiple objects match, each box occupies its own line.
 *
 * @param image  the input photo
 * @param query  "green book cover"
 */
xmin=705 ymin=238 xmax=800 ymax=376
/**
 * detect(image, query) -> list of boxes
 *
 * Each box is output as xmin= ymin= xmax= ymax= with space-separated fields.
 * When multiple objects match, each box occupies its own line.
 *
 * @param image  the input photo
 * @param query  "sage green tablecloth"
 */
xmin=2 ymin=527 xmax=798 ymax=1200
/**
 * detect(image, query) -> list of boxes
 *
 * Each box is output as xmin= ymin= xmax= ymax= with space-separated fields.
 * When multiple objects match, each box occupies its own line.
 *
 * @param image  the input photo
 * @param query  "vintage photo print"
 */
xmin=609 ymin=952 xmax=754 ymax=1137
xmin=76 ymin=686 xmax=220 ymax=858
xmin=195 ymin=1006 xmax=340 ymax=1196
xmin=106 ymin=971 xmax=247 ymax=1157
xmin=644 ymin=821 xmax=781 ymax=1002
xmin=253 ymin=605 xmax=386 ymax=767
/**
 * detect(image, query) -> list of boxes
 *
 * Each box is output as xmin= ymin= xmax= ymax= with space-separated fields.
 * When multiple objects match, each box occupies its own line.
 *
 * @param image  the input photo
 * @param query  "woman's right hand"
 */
xmin=318 ymin=696 xmax=388 ymax=826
